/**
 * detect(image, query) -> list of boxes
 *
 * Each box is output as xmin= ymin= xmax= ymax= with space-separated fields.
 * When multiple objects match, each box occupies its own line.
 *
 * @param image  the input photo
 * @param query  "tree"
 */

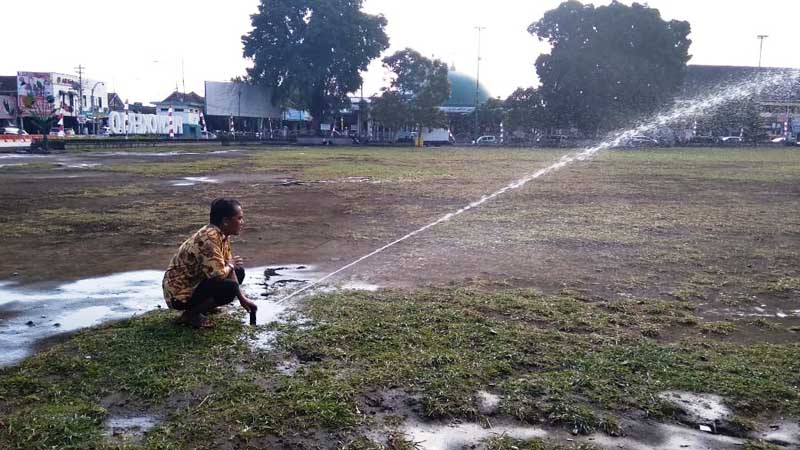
xmin=504 ymin=88 xmax=547 ymax=133
xmin=529 ymin=1 xmax=691 ymax=136
xmin=371 ymin=48 xmax=450 ymax=143
xmin=369 ymin=91 xmax=409 ymax=131
xmin=473 ymin=97 xmax=505 ymax=136
xmin=242 ymin=0 xmax=389 ymax=133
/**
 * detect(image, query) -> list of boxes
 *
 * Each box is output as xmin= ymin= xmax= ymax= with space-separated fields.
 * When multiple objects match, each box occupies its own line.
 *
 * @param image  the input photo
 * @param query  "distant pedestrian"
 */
xmin=162 ymin=198 xmax=257 ymax=328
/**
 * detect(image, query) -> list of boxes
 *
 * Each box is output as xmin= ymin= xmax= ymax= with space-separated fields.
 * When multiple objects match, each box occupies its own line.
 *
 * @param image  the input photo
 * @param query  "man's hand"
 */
xmin=239 ymin=297 xmax=257 ymax=313
xmin=233 ymin=256 xmax=244 ymax=269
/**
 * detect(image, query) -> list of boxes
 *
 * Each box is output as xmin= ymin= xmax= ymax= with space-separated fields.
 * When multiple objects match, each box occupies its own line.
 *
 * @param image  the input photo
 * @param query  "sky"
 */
xmin=1 ymin=0 xmax=798 ymax=104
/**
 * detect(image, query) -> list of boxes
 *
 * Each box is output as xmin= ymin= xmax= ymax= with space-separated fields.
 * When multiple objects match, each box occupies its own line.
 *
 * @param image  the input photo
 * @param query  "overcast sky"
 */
xmin=2 ymin=0 xmax=798 ymax=103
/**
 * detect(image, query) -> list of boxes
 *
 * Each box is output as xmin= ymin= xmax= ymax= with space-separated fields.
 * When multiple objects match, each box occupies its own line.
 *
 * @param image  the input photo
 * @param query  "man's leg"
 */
xmin=181 ymin=277 xmax=241 ymax=327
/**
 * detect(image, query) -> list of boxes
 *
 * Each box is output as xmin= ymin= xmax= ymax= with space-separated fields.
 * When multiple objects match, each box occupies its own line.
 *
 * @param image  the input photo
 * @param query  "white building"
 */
xmin=152 ymin=91 xmax=203 ymax=130
xmin=17 ymin=71 xmax=108 ymax=118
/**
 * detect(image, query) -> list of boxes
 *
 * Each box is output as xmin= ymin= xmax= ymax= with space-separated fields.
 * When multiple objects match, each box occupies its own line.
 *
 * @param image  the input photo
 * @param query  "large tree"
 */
xmin=504 ymin=87 xmax=548 ymax=134
xmin=371 ymin=48 xmax=450 ymax=143
xmin=242 ymin=0 xmax=389 ymax=132
xmin=529 ymin=1 xmax=691 ymax=136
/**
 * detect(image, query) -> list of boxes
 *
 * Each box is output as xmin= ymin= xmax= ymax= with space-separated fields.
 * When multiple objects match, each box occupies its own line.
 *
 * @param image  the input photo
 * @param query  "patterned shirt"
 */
xmin=162 ymin=224 xmax=232 ymax=308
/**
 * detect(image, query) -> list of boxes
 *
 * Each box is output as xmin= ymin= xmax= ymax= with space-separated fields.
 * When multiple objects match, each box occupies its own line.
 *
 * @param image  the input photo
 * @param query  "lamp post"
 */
xmin=757 ymin=35 xmax=768 ymax=68
xmin=474 ymin=26 xmax=486 ymax=140
xmin=90 ymin=81 xmax=104 ymax=135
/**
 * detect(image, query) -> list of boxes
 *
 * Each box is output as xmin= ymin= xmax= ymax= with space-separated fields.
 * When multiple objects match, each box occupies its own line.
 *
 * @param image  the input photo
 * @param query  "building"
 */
xmin=15 ymin=71 xmax=108 ymax=133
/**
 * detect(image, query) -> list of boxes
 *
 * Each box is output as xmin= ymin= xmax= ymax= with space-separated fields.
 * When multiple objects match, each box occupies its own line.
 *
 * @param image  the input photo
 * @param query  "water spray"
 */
xmin=276 ymin=69 xmax=798 ymax=304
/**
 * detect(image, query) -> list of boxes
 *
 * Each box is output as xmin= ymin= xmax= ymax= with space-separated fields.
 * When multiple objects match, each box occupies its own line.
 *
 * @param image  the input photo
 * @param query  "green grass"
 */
xmin=0 ymin=289 xmax=798 ymax=448
xmin=1 ymin=203 xmax=205 ymax=237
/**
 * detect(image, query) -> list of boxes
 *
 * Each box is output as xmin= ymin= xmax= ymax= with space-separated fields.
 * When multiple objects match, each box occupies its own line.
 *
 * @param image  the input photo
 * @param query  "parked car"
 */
xmin=475 ymin=135 xmax=498 ymax=145
xmin=395 ymin=131 xmax=417 ymax=143
xmin=770 ymin=136 xmax=787 ymax=143
xmin=0 ymin=127 xmax=28 ymax=135
xmin=535 ymin=134 xmax=569 ymax=146
xmin=689 ymin=135 xmax=716 ymax=145
xmin=49 ymin=127 xmax=75 ymax=136
xmin=201 ymin=131 xmax=218 ymax=140
xmin=627 ymin=135 xmax=659 ymax=146
xmin=719 ymin=136 xmax=743 ymax=144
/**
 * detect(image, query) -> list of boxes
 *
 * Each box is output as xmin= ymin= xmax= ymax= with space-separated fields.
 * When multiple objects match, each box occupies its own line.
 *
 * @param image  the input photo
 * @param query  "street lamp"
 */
xmin=474 ymin=26 xmax=486 ymax=140
xmin=757 ymin=35 xmax=768 ymax=68
xmin=90 ymin=81 xmax=104 ymax=135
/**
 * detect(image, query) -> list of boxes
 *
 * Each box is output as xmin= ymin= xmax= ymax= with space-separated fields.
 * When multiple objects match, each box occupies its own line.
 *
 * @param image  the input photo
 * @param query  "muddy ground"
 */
xmin=0 ymin=145 xmax=798 ymax=449
xmin=1 ymin=146 xmax=798 ymax=319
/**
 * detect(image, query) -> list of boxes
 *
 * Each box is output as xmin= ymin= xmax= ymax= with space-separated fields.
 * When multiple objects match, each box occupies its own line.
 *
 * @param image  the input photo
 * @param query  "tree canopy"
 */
xmin=371 ymin=48 xmax=450 ymax=132
xmin=242 ymin=0 xmax=389 ymax=131
xmin=529 ymin=0 xmax=691 ymax=135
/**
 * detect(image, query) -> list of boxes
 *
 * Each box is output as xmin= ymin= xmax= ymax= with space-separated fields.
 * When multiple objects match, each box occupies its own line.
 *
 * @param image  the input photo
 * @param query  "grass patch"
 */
xmin=0 ymin=288 xmax=798 ymax=448
xmin=1 ymin=203 xmax=204 ymax=237
xmin=484 ymin=436 xmax=599 ymax=450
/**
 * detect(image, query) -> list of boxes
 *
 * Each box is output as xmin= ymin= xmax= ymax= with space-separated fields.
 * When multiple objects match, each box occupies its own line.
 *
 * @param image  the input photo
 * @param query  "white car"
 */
xmin=720 ymin=136 xmax=743 ymax=143
xmin=475 ymin=135 xmax=497 ymax=145
xmin=0 ymin=127 xmax=28 ymax=135
xmin=771 ymin=136 xmax=786 ymax=143
xmin=627 ymin=135 xmax=658 ymax=146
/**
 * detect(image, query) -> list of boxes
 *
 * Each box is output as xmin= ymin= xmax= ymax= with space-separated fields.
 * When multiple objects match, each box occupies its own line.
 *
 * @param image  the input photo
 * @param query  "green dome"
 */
xmin=445 ymin=71 xmax=490 ymax=107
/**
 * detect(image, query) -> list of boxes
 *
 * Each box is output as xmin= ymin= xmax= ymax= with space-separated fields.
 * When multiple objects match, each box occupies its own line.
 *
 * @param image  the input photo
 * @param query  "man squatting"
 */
xmin=163 ymin=198 xmax=258 ymax=328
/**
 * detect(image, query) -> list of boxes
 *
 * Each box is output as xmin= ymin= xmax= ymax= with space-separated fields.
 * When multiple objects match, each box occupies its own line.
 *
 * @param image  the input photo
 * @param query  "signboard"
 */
xmin=205 ymin=81 xmax=281 ymax=118
xmin=107 ymin=111 xmax=184 ymax=135
xmin=17 ymin=72 xmax=54 ymax=117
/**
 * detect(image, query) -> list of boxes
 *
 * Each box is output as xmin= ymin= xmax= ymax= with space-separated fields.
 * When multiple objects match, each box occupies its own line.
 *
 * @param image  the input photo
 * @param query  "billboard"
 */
xmin=17 ymin=72 xmax=54 ymax=117
xmin=204 ymin=81 xmax=281 ymax=118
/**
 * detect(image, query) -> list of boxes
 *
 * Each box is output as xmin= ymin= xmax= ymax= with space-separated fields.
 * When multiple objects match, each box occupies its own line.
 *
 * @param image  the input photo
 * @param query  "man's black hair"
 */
xmin=210 ymin=198 xmax=241 ymax=227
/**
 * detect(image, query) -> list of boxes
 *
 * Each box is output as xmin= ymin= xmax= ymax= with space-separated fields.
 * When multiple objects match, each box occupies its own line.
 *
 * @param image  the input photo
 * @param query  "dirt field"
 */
xmin=0 ymin=145 xmax=798 ymax=449
xmin=2 ymin=146 xmax=798 ymax=313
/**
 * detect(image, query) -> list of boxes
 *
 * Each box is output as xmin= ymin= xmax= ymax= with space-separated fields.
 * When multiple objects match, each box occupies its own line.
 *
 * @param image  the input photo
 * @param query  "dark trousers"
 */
xmin=174 ymin=267 xmax=245 ymax=311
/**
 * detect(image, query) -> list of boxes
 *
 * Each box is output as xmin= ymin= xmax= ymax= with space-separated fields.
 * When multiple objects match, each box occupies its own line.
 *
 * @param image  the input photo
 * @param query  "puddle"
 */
xmin=53 ymin=161 xmax=102 ymax=169
xmin=659 ymin=391 xmax=731 ymax=423
xmin=170 ymin=176 xmax=220 ymax=186
xmin=276 ymin=355 xmax=301 ymax=375
xmin=251 ymin=330 xmax=278 ymax=350
xmin=0 ymin=270 xmax=165 ymax=366
xmin=588 ymin=422 xmax=744 ymax=450
xmin=756 ymin=421 xmax=800 ymax=446
xmin=105 ymin=415 xmax=160 ymax=441
xmin=476 ymin=391 xmax=501 ymax=415
xmin=401 ymin=420 xmax=548 ymax=450
xmin=58 ymin=306 xmax=115 ymax=331
xmin=169 ymin=173 xmax=289 ymax=187
xmin=1 ymin=264 xmax=379 ymax=366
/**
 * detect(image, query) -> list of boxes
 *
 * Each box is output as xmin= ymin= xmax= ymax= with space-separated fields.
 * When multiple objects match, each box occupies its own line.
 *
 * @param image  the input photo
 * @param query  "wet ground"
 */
xmin=1 ymin=145 xmax=798 ymax=448
xmin=0 ymin=263 xmax=378 ymax=367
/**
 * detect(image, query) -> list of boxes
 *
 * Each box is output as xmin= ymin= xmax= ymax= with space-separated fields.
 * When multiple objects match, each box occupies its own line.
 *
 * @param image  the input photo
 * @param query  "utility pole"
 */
xmin=757 ymin=35 xmax=768 ymax=68
xmin=75 ymin=64 xmax=85 ymax=134
xmin=474 ymin=26 xmax=486 ymax=140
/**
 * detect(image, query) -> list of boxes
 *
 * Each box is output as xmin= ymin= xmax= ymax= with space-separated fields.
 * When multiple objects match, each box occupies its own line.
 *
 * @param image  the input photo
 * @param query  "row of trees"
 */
xmin=241 ymin=0 xmax=694 ymax=137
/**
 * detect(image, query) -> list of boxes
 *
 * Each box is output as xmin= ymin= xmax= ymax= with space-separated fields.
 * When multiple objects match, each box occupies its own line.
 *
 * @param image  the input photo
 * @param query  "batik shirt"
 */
xmin=162 ymin=224 xmax=232 ymax=308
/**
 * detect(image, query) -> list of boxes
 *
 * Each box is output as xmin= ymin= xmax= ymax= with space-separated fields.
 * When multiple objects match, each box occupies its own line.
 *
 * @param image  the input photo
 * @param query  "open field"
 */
xmin=0 ymin=145 xmax=798 ymax=449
